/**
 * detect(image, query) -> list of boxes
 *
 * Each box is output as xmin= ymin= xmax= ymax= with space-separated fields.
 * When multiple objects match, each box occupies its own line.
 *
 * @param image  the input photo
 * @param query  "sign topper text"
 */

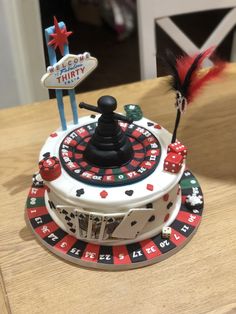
xmin=41 ymin=52 xmax=98 ymax=89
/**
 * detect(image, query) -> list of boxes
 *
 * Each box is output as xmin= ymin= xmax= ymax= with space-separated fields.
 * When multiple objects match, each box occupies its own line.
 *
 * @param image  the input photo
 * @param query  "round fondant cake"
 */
xmin=26 ymin=95 xmax=204 ymax=270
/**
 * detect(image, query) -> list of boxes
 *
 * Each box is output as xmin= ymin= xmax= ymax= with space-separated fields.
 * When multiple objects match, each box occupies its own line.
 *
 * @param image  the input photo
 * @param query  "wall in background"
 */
xmin=1 ymin=1 xmax=233 ymax=108
xmin=0 ymin=1 xmax=20 ymax=108
xmin=0 ymin=0 xmax=48 ymax=108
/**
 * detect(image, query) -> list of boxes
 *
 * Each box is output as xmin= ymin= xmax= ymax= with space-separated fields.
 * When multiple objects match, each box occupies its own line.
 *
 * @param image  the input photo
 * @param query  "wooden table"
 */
xmin=1 ymin=64 xmax=236 ymax=314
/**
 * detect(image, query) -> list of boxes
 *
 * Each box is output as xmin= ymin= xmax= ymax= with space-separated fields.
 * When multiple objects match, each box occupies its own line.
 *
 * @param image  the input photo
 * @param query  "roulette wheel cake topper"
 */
xmin=26 ymin=18 xmax=226 ymax=270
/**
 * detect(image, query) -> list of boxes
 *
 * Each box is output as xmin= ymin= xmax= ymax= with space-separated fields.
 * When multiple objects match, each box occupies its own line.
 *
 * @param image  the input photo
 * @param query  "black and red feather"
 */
xmin=165 ymin=47 xmax=226 ymax=105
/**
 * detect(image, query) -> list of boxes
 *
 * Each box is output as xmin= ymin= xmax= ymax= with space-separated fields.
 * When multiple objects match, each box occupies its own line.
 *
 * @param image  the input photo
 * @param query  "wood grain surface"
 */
xmin=0 ymin=64 xmax=236 ymax=314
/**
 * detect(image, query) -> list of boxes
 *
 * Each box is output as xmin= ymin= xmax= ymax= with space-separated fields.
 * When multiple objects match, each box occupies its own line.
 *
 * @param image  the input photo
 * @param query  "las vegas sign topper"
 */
xmin=40 ymin=16 xmax=98 ymax=131
xmin=41 ymin=52 xmax=98 ymax=90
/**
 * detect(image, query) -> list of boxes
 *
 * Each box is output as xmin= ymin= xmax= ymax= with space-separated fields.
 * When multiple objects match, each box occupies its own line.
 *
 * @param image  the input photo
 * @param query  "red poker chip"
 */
xmin=43 ymin=159 xmax=56 ymax=168
xmin=39 ymin=156 xmax=61 ymax=181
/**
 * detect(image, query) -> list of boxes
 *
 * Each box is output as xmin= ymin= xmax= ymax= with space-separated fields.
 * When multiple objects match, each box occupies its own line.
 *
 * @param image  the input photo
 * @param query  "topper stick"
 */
xmin=45 ymin=22 xmax=68 ymax=130
xmin=171 ymin=108 xmax=181 ymax=143
xmin=68 ymin=90 xmax=78 ymax=125
xmin=57 ymin=24 xmax=78 ymax=126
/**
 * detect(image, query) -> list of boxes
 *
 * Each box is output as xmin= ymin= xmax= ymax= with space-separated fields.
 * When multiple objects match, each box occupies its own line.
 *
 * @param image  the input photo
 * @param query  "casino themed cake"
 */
xmin=26 ymin=18 xmax=225 ymax=270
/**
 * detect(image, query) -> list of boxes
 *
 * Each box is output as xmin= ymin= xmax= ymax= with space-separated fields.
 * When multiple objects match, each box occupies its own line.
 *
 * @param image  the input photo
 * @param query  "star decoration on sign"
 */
xmin=48 ymin=16 xmax=72 ymax=55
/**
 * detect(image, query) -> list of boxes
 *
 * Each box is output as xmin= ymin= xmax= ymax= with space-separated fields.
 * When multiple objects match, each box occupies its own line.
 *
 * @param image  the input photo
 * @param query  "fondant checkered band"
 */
xmin=26 ymin=170 xmax=204 ymax=270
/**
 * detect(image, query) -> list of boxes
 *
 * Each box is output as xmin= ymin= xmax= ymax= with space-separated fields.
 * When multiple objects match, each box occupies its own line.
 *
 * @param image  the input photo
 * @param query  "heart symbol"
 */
xmin=125 ymin=190 xmax=134 ymax=196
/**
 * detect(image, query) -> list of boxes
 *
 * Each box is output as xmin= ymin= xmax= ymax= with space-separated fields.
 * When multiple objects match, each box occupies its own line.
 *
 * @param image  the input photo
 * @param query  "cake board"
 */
xmin=25 ymin=169 xmax=204 ymax=270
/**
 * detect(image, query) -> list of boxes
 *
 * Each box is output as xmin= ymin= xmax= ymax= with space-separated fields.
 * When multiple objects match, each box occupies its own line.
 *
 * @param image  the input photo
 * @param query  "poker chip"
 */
xmin=32 ymin=172 xmax=44 ymax=187
xmin=39 ymin=156 xmax=61 ymax=181
xmin=124 ymin=104 xmax=143 ymax=121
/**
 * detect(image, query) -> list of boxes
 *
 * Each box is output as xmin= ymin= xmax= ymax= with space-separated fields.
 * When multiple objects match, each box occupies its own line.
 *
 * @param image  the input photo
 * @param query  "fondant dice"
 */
xmin=164 ymin=152 xmax=183 ymax=173
xmin=168 ymin=141 xmax=187 ymax=159
xmin=39 ymin=156 xmax=61 ymax=181
xmin=162 ymin=227 xmax=172 ymax=239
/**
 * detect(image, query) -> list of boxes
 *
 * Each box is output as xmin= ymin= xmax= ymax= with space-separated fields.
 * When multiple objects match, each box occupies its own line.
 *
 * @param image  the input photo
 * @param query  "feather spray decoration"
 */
xmin=165 ymin=47 xmax=226 ymax=143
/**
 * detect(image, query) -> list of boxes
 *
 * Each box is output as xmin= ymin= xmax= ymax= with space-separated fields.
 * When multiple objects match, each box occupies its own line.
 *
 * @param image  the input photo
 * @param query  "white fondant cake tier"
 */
xmin=45 ymin=183 xmax=181 ymax=245
xmin=39 ymin=115 xmax=185 ymax=245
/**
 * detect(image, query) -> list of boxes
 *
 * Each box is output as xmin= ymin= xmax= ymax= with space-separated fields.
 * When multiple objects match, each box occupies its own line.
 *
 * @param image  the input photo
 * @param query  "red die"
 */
xmin=164 ymin=152 xmax=183 ymax=173
xmin=168 ymin=141 xmax=187 ymax=159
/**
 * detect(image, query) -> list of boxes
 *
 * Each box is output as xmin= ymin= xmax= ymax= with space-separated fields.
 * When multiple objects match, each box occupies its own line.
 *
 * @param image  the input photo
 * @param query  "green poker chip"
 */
xmin=180 ymin=178 xmax=200 ymax=189
xmin=124 ymin=104 xmax=143 ymax=121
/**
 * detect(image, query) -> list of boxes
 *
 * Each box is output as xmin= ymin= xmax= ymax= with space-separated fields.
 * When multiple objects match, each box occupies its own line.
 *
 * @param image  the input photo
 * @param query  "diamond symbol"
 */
xmin=50 ymin=132 xmax=58 ymax=138
xmin=164 ymin=213 xmax=170 ymax=222
xmin=163 ymin=194 xmax=169 ymax=202
xmin=146 ymin=184 xmax=154 ymax=191
xmin=100 ymin=190 xmax=108 ymax=199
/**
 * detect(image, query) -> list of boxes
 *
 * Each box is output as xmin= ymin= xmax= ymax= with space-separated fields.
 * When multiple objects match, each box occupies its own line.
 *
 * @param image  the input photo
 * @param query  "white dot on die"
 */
xmin=191 ymin=180 xmax=196 ymax=184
